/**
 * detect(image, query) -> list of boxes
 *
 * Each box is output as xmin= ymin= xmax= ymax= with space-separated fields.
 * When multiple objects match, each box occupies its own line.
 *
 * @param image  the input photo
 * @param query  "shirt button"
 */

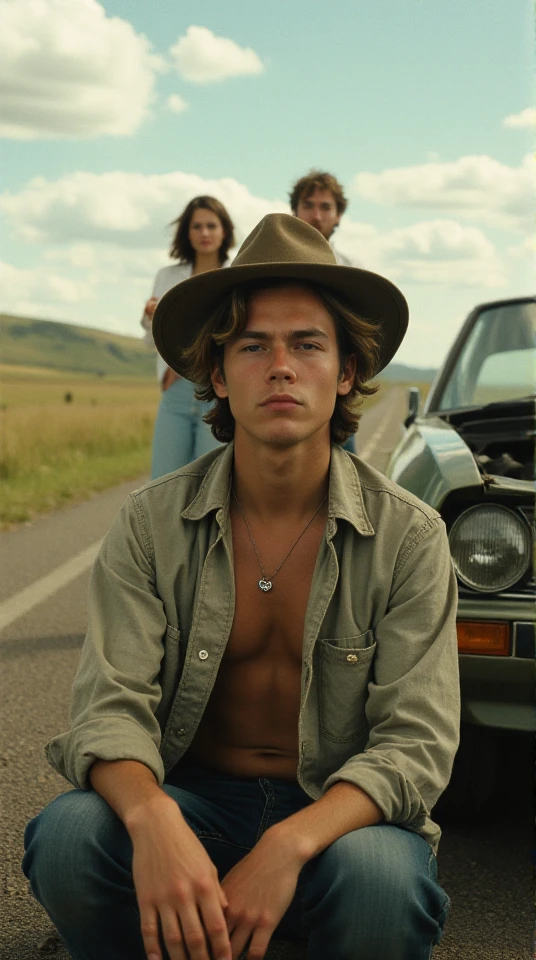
xmin=198 ymin=649 xmax=209 ymax=660
xmin=346 ymin=654 xmax=358 ymax=663
xmin=177 ymin=728 xmax=186 ymax=736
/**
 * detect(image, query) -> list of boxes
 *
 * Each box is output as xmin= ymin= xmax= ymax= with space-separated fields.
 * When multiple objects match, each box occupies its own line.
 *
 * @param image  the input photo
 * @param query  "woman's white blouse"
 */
xmin=141 ymin=260 xmax=229 ymax=383
xmin=141 ymin=263 xmax=194 ymax=382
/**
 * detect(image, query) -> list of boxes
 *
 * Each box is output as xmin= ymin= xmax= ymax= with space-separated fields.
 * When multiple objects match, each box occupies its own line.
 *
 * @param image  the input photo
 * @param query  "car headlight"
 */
xmin=448 ymin=504 xmax=532 ymax=593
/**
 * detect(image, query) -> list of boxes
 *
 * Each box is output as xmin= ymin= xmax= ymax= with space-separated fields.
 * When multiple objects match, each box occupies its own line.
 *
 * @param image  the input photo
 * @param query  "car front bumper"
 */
xmin=457 ymin=594 xmax=535 ymax=732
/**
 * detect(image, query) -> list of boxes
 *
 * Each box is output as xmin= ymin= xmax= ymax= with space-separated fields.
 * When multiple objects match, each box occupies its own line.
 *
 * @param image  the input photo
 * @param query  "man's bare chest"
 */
xmin=184 ymin=508 xmax=327 ymax=774
xmin=225 ymin=510 xmax=326 ymax=665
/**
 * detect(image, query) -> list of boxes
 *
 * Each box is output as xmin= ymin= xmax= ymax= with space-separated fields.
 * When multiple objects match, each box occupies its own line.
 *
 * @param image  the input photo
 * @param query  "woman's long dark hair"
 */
xmin=169 ymin=196 xmax=235 ymax=265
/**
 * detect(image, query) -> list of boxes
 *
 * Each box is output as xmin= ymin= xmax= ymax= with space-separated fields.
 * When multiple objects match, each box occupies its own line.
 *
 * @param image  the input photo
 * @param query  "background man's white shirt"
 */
xmin=331 ymin=245 xmax=363 ymax=268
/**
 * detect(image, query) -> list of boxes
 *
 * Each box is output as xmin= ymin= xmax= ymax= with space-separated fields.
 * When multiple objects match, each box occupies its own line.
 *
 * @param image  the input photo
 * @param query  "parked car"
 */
xmin=386 ymin=296 xmax=535 ymax=812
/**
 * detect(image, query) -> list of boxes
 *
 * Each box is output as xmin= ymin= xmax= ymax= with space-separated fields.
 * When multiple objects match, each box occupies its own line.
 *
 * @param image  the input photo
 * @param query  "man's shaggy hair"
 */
xmin=182 ymin=281 xmax=380 ymax=444
xmin=289 ymin=170 xmax=348 ymax=216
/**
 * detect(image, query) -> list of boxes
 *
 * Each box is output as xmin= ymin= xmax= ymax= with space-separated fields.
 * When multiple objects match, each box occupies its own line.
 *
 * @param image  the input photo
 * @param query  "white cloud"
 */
xmin=44 ymin=243 xmax=166 ymax=286
xmin=1 ymin=170 xmax=507 ymax=290
xmin=0 ymin=260 xmax=93 ymax=317
xmin=170 ymin=26 xmax=264 ymax=84
xmin=0 ymin=170 xmax=286 ymax=247
xmin=44 ymin=243 xmax=97 ymax=269
xmin=0 ymin=170 xmax=521 ymax=362
xmin=167 ymin=94 xmax=188 ymax=113
xmin=337 ymin=219 xmax=506 ymax=288
xmin=503 ymin=108 xmax=536 ymax=129
xmin=507 ymin=234 xmax=535 ymax=259
xmin=0 ymin=0 xmax=163 ymax=139
xmin=353 ymin=154 xmax=535 ymax=231
xmin=0 ymin=172 xmax=285 ymax=333
xmin=380 ymin=221 xmax=505 ymax=287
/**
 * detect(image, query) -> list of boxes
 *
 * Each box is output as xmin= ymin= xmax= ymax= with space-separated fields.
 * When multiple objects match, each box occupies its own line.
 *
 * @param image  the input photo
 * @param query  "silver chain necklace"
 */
xmin=232 ymin=489 xmax=328 ymax=592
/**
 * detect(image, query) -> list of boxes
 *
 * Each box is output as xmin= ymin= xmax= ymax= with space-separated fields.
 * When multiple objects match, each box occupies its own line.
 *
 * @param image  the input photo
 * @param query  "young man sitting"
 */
xmin=24 ymin=214 xmax=460 ymax=960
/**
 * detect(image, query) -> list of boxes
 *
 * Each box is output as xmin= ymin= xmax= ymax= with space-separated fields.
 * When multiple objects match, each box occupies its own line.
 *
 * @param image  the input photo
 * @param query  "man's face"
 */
xmin=211 ymin=284 xmax=354 ymax=448
xmin=295 ymin=188 xmax=341 ymax=240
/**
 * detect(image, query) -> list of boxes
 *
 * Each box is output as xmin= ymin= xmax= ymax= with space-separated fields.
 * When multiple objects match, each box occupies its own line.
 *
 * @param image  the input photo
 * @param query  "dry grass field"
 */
xmin=0 ymin=363 xmax=422 ymax=528
xmin=0 ymin=365 xmax=159 ymax=526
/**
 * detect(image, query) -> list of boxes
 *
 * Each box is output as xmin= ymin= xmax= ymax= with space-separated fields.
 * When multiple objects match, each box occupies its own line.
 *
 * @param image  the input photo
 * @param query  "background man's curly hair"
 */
xmin=182 ymin=280 xmax=380 ymax=444
xmin=289 ymin=170 xmax=348 ymax=217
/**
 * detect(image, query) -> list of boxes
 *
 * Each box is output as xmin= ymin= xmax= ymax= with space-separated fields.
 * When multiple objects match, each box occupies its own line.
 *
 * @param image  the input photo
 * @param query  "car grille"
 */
xmin=506 ymin=581 xmax=535 ymax=599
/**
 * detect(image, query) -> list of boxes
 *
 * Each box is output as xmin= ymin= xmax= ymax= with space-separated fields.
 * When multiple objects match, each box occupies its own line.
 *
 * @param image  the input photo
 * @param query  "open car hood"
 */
xmin=438 ymin=396 xmax=535 ymax=483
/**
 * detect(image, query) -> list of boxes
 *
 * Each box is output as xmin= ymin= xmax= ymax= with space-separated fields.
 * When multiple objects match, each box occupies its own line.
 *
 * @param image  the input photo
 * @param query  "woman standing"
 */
xmin=142 ymin=196 xmax=235 ymax=478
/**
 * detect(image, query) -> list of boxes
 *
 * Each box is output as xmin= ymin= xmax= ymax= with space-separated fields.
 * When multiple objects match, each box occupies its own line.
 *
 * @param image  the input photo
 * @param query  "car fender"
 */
xmin=386 ymin=416 xmax=483 ymax=509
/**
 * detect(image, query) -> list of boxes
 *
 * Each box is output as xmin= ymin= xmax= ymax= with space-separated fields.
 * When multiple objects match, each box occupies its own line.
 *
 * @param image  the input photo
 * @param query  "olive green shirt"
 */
xmin=46 ymin=442 xmax=460 ymax=851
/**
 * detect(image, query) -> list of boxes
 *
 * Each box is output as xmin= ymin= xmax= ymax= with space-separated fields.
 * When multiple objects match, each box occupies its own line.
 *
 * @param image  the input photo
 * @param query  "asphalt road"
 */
xmin=1 ymin=388 xmax=533 ymax=960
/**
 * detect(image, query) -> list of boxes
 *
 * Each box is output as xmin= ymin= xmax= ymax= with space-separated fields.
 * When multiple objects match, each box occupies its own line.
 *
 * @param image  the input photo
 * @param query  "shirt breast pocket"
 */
xmin=317 ymin=631 xmax=376 ymax=743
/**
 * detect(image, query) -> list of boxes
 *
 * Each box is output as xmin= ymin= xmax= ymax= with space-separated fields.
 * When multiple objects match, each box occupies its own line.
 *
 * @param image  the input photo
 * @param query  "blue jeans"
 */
xmin=151 ymin=378 xmax=220 ymax=479
xmin=23 ymin=764 xmax=449 ymax=960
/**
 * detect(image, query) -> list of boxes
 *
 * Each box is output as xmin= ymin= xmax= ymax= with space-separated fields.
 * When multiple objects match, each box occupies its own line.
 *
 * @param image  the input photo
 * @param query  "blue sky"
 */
xmin=0 ymin=0 xmax=533 ymax=368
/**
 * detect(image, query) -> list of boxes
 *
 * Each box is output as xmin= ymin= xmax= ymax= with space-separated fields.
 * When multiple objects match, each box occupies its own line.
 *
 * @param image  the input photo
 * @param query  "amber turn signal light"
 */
xmin=456 ymin=621 xmax=510 ymax=656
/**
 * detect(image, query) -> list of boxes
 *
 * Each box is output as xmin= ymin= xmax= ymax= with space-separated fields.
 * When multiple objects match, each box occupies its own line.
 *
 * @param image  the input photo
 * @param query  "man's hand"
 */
xmin=221 ymin=827 xmax=308 ymax=960
xmin=128 ymin=792 xmax=232 ymax=960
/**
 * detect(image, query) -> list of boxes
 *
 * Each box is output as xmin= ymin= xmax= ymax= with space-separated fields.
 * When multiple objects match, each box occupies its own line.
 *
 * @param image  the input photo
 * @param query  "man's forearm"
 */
xmin=89 ymin=761 xmax=233 ymax=960
xmin=89 ymin=759 xmax=181 ymax=835
xmin=268 ymin=780 xmax=382 ymax=863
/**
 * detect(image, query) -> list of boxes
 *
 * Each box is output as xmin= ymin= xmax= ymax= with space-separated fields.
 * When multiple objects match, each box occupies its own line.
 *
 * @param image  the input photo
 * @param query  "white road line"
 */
xmin=360 ymin=400 xmax=399 ymax=462
xmin=0 ymin=540 xmax=102 ymax=636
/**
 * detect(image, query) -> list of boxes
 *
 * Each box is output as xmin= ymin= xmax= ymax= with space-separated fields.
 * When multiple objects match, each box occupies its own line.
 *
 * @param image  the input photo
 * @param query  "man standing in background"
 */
xmin=289 ymin=169 xmax=359 ymax=267
xmin=290 ymin=169 xmax=360 ymax=451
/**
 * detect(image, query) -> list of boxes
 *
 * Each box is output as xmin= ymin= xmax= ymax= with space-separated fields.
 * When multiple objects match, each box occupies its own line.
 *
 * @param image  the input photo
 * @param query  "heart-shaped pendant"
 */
xmin=258 ymin=579 xmax=273 ymax=592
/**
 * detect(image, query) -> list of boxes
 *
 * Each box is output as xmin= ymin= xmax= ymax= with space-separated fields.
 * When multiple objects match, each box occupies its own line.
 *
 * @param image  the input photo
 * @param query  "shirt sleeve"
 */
xmin=45 ymin=495 xmax=169 ymax=789
xmin=323 ymin=516 xmax=460 ymax=833
xmin=141 ymin=265 xmax=186 ymax=380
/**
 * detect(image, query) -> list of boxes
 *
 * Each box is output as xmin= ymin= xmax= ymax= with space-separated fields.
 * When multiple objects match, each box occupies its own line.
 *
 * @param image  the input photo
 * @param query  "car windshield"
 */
xmin=437 ymin=300 xmax=536 ymax=411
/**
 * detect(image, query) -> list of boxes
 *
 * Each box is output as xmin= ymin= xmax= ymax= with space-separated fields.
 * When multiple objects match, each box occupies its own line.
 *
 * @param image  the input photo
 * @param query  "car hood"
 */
xmin=436 ymin=396 xmax=535 ymax=485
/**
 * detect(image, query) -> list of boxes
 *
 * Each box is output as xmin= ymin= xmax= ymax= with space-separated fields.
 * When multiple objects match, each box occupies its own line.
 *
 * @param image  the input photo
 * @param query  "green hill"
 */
xmin=0 ymin=313 xmax=438 ymax=384
xmin=380 ymin=361 xmax=437 ymax=383
xmin=0 ymin=314 xmax=155 ymax=379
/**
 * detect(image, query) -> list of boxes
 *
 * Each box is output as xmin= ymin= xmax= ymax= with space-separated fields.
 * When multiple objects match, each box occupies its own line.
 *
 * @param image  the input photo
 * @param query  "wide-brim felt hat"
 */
xmin=153 ymin=213 xmax=408 ymax=378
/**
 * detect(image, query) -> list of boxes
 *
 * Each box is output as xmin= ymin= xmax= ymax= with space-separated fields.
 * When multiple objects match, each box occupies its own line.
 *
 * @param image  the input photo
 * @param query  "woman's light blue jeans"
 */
xmin=151 ymin=378 xmax=220 ymax=479
xmin=23 ymin=764 xmax=449 ymax=960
